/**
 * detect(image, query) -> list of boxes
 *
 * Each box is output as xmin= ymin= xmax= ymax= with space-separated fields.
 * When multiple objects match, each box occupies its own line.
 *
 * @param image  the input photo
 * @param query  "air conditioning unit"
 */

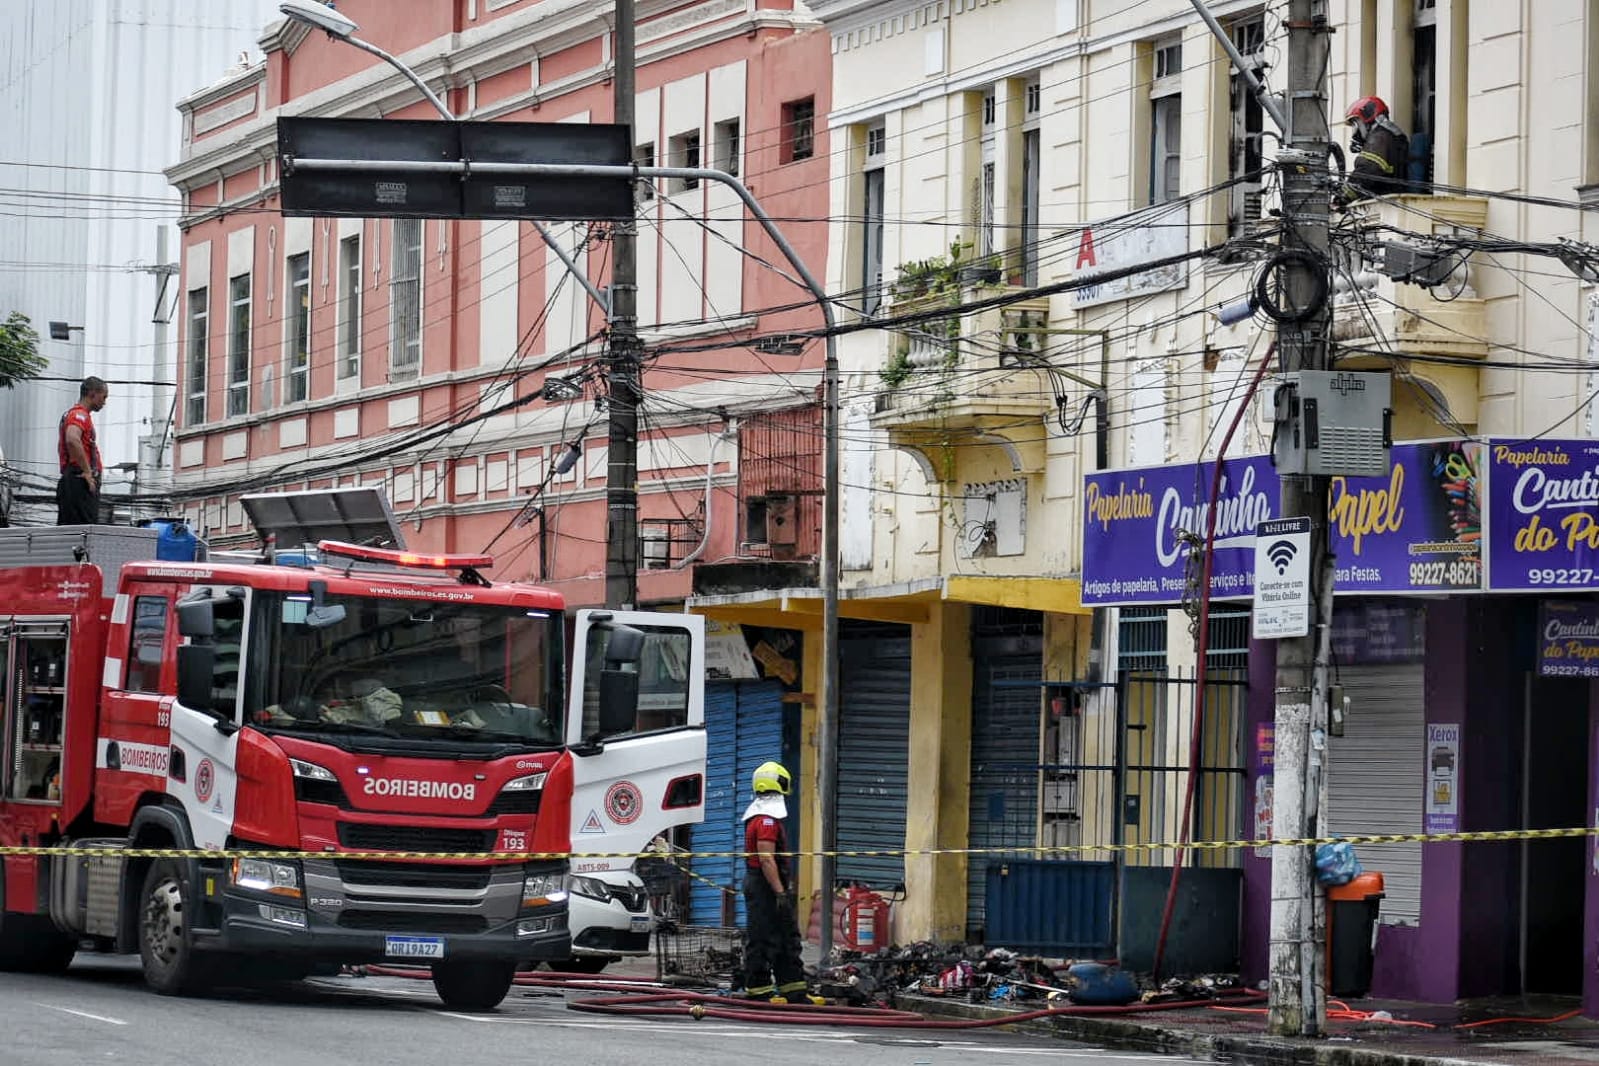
xmin=743 ymin=494 xmax=799 ymax=559
xmin=640 ymin=528 xmax=669 ymax=570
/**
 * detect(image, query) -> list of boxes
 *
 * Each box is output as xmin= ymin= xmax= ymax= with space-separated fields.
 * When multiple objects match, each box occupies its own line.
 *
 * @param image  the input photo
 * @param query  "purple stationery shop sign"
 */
xmin=1487 ymin=439 xmax=1599 ymax=592
xmin=1081 ymin=441 xmax=1484 ymax=607
xmin=1080 ymin=457 xmax=1277 ymax=606
xmin=1538 ymin=599 xmax=1599 ymax=678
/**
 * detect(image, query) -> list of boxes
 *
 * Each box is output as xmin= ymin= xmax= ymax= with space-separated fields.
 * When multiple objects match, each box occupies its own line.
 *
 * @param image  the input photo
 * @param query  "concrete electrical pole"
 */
xmin=605 ymin=0 xmax=642 ymax=611
xmin=1266 ymin=0 xmax=1334 ymax=1038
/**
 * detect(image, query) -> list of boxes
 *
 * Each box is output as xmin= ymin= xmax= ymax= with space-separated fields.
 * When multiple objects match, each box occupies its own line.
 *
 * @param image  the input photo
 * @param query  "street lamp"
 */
xmin=279 ymin=1 xmax=454 ymax=122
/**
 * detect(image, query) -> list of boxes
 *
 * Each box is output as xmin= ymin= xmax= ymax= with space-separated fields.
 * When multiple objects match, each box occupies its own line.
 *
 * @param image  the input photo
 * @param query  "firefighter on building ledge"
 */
xmin=1341 ymin=96 xmax=1411 ymax=203
xmin=739 ymin=761 xmax=815 ymax=1003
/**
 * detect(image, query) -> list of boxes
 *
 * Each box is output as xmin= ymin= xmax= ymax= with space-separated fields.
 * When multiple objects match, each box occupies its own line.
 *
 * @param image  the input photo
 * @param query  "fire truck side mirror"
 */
xmin=176 ymin=644 xmax=217 ymax=714
xmin=598 ymin=669 xmax=640 ymax=736
xmin=177 ymin=599 xmax=214 ymax=640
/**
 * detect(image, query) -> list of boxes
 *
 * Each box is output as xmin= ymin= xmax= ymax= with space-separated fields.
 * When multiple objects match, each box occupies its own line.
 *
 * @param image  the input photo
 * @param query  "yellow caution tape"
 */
xmin=3 ymin=825 xmax=1594 ymax=863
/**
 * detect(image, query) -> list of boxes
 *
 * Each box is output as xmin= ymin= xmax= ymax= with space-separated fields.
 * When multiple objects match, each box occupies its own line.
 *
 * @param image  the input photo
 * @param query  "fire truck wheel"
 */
xmin=0 ymin=916 xmax=75 ymax=974
xmin=430 ymin=959 xmax=517 ymax=1011
xmin=138 ymin=860 xmax=210 ymax=996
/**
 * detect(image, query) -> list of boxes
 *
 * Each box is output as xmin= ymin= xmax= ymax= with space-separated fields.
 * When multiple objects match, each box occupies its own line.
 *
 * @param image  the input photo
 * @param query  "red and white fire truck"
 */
xmin=0 ymin=491 xmax=706 ymax=1010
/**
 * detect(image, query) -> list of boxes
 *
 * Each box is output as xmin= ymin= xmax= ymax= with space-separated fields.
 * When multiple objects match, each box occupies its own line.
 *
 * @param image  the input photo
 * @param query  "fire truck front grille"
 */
xmin=337 ymin=824 xmax=496 ymax=854
xmin=333 ymin=860 xmax=496 ymax=891
xmin=485 ymin=790 xmax=541 ymax=816
xmin=337 ymin=911 xmax=488 ymax=934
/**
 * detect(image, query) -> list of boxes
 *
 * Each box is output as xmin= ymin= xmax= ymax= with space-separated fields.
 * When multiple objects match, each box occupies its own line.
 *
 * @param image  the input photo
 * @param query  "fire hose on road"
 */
xmin=364 ymin=965 xmax=1268 ymax=1028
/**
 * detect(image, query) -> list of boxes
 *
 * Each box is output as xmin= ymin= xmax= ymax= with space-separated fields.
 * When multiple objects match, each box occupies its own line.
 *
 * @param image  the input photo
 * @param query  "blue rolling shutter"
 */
xmin=836 ymin=625 xmax=911 ymax=889
xmin=691 ymin=680 xmax=787 ymax=925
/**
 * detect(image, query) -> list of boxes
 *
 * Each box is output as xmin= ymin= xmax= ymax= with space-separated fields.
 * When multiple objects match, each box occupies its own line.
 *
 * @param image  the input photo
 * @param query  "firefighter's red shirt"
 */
xmin=744 ymin=814 xmax=789 ymax=881
xmin=58 ymin=403 xmax=101 ymax=476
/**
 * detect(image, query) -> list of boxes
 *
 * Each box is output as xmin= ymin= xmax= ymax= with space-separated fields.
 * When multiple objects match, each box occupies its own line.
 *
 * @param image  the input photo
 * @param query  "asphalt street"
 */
xmin=0 ymin=956 xmax=1210 ymax=1066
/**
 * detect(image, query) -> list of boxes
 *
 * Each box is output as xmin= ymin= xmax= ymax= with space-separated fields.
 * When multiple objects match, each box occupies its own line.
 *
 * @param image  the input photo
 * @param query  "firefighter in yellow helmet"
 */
xmin=740 ymin=761 xmax=808 ymax=1002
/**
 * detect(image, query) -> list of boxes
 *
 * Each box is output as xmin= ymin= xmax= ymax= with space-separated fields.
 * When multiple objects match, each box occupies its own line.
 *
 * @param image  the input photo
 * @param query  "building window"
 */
xmin=338 ymin=235 xmax=361 ymax=383
xmin=1022 ymin=76 xmax=1042 ymax=286
xmin=390 ymin=219 xmax=422 ymax=376
xmin=286 ymin=251 xmax=310 ymax=403
xmin=1150 ymin=40 xmax=1183 ymax=204
xmin=979 ymin=89 xmax=997 ymax=259
xmin=668 ymin=130 xmax=701 ymax=193
xmin=635 ymin=142 xmax=656 ymax=201
xmin=714 ymin=118 xmax=741 ymax=176
xmin=1411 ymin=0 xmax=1437 ymax=187
xmin=862 ymin=123 xmax=886 ymax=315
xmin=781 ymin=97 xmax=815 ymax=163
xmin=185 ymin=288 xmax=207 ymax=426
xmin=226 ymin=273 xmax=251 ymax=418
xmin=1227 ymin=15 xmax=1267 ymax=233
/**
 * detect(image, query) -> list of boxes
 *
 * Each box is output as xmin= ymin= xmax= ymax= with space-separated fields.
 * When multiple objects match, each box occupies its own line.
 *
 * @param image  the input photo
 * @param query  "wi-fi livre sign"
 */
xmin=1252 ymin=516 xmax=1312 ymax=640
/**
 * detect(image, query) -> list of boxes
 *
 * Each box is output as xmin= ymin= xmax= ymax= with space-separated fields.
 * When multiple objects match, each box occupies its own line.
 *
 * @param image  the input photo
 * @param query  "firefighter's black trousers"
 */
xmin=741 ymin=870 xmax=805 ymax=996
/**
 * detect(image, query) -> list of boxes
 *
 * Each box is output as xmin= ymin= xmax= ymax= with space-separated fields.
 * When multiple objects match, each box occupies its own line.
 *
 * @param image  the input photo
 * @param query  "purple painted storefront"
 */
xmin=1084 ymin=439 xmax=1599 ymax=1011
xmin=1239 ymin=598 xmax=1597 ymax=1009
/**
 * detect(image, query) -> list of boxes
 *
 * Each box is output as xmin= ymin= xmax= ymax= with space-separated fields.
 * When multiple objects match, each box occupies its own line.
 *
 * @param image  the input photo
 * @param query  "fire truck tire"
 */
xmin=138 ymin=860 xmax=212 ymax=996
xmin=430 ymin=959 xmax=517 ymax=1011
xmin=0 ymin=917 xmax=75 ymax=974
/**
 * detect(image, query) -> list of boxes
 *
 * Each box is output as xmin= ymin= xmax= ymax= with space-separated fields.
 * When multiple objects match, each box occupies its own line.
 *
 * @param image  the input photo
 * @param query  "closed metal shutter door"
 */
xmin=1326 ymin=663 xmax=1424 ymax=924
xmin=837 ymin=625 xmax=912 ymax=888
xmin=692 ymin=680 xmax=787 ymax=925
xmin=692 ymin=683 xmax=740 ymax=924
xmin=966 ymin=622 xmax=1044 ymax=936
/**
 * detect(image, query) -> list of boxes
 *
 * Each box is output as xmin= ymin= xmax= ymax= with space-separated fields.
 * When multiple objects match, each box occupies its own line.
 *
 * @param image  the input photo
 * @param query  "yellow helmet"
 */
xmin=752 ymin=761 xmax=792 ymax=795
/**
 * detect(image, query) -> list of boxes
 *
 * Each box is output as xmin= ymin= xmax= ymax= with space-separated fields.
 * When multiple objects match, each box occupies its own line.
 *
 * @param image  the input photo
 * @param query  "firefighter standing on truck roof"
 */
xmin=56 ymin=375 xmax=107 ymax=526
xmin=741 ymin=761 xmax=809 ymax=1002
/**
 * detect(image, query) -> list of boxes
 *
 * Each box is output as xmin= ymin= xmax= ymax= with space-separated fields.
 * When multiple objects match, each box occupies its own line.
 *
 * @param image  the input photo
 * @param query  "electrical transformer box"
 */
xmin=1271 ymin=370 xmax=1392 ymax=478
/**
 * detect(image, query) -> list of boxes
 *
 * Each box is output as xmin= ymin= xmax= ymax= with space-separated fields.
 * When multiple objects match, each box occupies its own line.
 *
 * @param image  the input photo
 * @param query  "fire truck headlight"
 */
xmin=522 ymin=872 xmax=567 ymax=908
xmin=289 ymin=758 xmax=337 ymax=782
xmin=502 ymin=773 xmax=547 ymax=792
xmin=232 ymin=858 xmax=303 ymax=899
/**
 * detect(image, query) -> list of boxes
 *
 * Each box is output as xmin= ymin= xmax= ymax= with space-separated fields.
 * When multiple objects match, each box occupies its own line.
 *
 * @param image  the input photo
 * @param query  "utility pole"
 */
xmin=1266 ymin=0 xmax=1333 ymax=1039
xmin=135 ymin=225 xmax=179 ymax=522
xmin=605 ymin=0 xmax=641 ymax=610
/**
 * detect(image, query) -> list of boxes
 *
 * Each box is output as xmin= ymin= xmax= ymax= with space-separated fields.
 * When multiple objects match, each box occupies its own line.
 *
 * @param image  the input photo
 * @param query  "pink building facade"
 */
xmin=164 ymin=0 xmax=831 ymax=608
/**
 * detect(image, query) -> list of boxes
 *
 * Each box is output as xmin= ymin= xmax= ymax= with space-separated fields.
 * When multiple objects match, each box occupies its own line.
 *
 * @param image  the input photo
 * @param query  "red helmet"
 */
xmin=1345 ymin=96 xmax=1389 ymax=125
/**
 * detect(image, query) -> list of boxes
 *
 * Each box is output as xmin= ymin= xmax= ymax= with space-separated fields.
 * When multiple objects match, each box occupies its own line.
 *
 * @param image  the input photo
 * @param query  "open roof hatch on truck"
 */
xmin=241 ymin=487 xmax=406 ymax=553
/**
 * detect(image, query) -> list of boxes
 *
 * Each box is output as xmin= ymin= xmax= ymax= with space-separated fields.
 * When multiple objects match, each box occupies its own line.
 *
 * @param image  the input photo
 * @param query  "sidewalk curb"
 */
xmin=903 ymin=995 xmax=1494 ymax=1066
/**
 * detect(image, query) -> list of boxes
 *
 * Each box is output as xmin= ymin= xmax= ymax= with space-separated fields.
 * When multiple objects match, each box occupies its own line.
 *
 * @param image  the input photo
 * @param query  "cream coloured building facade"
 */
xmin=715 ymin=0 xmax=1599 ymax=994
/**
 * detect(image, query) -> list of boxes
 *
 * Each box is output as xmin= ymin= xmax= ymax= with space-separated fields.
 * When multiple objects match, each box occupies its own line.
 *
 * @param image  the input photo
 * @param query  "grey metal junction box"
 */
xmin=1271 ymin=370 xmax=1393 ymax=478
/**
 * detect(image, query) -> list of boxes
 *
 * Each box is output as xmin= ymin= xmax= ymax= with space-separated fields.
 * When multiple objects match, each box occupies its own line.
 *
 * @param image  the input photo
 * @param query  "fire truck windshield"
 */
xmin=246 ymin=592 xmax=565 ymax=747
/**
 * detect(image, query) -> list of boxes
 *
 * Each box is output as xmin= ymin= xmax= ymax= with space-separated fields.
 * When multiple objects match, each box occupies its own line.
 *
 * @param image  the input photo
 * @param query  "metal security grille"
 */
xmin=836 ymin=624 xmax=912 ymax=889
xmin=1118 ymin=607 xmax=1168 ymax=672
xmin=966 ymin=609 xmax=1044 ymax=939
xmin=1117 ymin=668 xmax=1248 ymax=870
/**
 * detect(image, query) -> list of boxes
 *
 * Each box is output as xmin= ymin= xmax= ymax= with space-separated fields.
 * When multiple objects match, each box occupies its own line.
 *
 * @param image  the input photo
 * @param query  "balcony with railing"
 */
xmin=871 ymin=280 xmax=1056 ymax=476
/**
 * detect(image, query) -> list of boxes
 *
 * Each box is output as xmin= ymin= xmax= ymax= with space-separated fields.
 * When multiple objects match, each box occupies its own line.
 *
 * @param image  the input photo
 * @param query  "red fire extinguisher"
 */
xmin=837 ymin=885 xmax=890 ymax=952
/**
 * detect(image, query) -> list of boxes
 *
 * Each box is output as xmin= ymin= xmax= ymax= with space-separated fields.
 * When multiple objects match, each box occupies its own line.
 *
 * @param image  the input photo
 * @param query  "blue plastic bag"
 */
xmin=1315 ymin=840 xmax=1362 ymax=886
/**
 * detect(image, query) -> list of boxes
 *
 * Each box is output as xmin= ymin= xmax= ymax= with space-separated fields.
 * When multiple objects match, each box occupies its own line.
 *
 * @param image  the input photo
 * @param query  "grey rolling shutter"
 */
xmin=1326 ymin=663 xmax=1425 ymax=924
xmin=836 ymin=625 xmax=911 ymax=889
